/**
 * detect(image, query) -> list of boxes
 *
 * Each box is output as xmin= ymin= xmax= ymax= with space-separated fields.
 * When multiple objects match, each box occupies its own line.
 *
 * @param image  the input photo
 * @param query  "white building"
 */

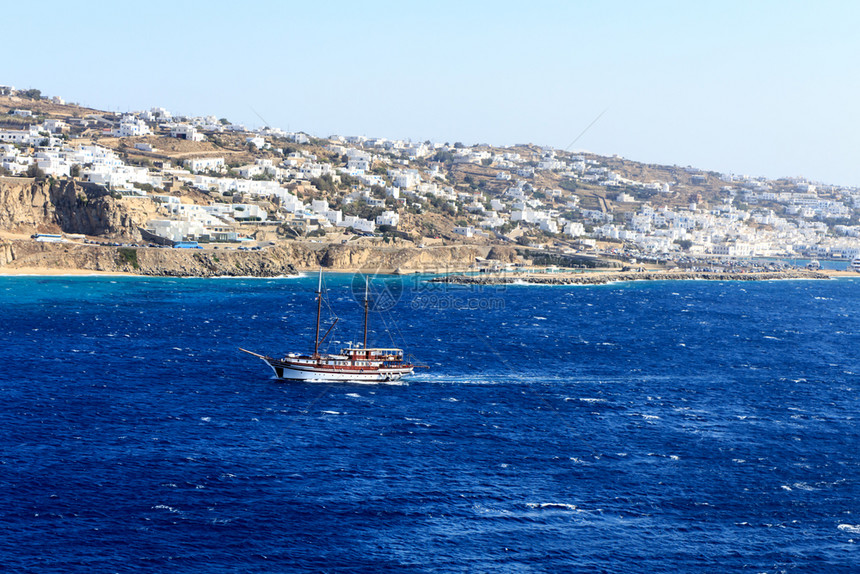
xmin=325 ymin=209 xmax=342 ymax=225
xmin=564 ymin=222 xmax=585 ymax=237
xmin=539 ymin=218 xmax=558 ymax=234
xmin=247 ymin=136 xmax=266 ymax=149
xmin=376 ymin=211 xmax=400 ymax=227
xmin=170 ymin=124 xmax=205 ymax=142
xmin=390 ymin=169 xmax=421 ymax=190
xmin=712 ymin=242 xmax=754 ymax=257
xmin=34 ymin=149 xmax=71 ymax=177
xmin=352 ymin=218 xmax=375 ymax=233
xmin=185 ymin=157 xmax=224 ymax=173
xmin=517 ymin=167 xmax=535 ymax=178
xmin=236 ymin=164 xmax=264 ymax=179
xmin=112 ymin=115 xmax=151 ymax=138
xmin=480 ymin=212 xmax=506 ymax=228
xmin=311 ymin=199 xmax=329 ymax=214
xmin=147 ymin=219 xmax=208 ymax=242
xmin=0 ymin=126 xmax=41 ymax=145
xmin=42 ymin=119 xmax=67 ymax=133
xmin=229 ymin=203 xmax=268 ymax=221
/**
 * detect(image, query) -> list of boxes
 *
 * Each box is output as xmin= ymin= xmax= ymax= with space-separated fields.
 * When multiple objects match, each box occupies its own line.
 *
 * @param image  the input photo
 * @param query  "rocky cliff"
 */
xmin=0 ymin=240 xmax=485 ymax=277
xmin=315 ymin=243 xmax=484 ymax=272
xmin=0 ymin=176 xmax=153 ymax=239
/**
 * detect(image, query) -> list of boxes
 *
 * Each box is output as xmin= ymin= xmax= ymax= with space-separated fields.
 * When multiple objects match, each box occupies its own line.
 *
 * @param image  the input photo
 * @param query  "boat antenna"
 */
xmin=363 ymin=276 xmax=370 ymax=350
xmin=313 ymin=268 xmax=323 ymax=356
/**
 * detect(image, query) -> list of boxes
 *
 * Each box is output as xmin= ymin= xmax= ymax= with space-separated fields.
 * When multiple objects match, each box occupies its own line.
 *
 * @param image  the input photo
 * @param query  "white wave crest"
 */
xmin=526 ymin=502 xmax=579 ymax=511
xmin=154 ymin=504 xmax=179 ymax=513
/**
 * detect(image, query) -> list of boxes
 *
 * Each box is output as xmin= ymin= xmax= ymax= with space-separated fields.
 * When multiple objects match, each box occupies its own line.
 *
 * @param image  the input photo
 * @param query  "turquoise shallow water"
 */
xmin=1 ymin=274 xmax=858 ymax=572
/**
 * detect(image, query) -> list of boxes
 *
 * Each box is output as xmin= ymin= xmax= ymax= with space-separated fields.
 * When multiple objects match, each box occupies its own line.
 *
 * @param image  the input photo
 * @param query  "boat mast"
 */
xmin=363 ymin=276 xmax=369 ymax=349
xmin=313 ymin=268 xmax=323 ymax=356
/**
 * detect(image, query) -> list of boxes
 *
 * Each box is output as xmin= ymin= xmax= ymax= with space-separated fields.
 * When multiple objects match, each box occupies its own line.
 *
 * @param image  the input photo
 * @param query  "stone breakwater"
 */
xmin=429 ymin=269 xmax=831 ymax=286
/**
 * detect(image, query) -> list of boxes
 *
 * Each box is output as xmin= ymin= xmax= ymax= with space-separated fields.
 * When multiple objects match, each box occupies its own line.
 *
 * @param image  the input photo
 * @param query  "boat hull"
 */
xmin=264 ymin=358 xmax=413 ymax=382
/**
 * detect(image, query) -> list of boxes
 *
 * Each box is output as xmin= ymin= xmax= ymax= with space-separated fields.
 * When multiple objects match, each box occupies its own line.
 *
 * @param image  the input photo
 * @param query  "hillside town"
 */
xmin=2 ymin=84 xmax=860 ymax=266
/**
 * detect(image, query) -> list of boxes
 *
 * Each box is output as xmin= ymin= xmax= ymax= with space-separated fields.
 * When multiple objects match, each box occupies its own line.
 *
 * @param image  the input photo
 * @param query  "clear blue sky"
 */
xmin=5 ymin=1 xmax=860 ymax=186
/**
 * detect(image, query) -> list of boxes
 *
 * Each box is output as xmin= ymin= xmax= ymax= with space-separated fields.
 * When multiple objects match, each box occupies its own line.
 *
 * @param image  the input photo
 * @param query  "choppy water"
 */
xmin=1 ymin=274 xmax=858 ymax=572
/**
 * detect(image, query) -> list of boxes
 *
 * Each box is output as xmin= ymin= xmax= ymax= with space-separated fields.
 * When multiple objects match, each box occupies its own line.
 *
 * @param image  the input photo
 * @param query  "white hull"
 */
xmin=265 ymin=359 xmax=413 ymax=382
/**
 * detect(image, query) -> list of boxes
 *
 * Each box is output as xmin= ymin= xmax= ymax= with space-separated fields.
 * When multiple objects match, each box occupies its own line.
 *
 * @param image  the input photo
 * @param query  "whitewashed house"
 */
xmin=564 ymin=222 xmax=585 ymax=237
xmin=246 ymin=136 xmax=266 ymax=149
xmin=538 ymin=218 xmax=558 ymax=234
xmin=0 ymin=128 xmax=32 ymax=145
xmin=352 ymin=218 xmax=376 ymax=233
xmin=311 ymin=199 xmax=329 ymax=214
xmin=34 ymin=150 xmax=71 ymax=177
xmin=480 ymin=212 xmax=506 ymax=228
xmin=112 ymin=115 xmax=151 ymax=138
xmin=170 ymin=124 xmax=205 ymax=142
xmin=42 ymin=119 xmax=67 ymax=133
xmin=185 ymin=157 xmax=224 ymax=173
xmin=325 ymin=209 xmax=342 ymax=225
xmin=376 ymin=211 xmax=400 ymax=227
xmin=236 ymin=164 xmax=264 ymax=179
xmin=517 ymin=167 xmax=535 ymax=178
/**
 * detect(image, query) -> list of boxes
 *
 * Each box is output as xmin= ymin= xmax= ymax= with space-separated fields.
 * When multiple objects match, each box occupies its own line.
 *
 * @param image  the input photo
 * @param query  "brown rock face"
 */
xmin=0 ymin=177 xmax=151 ymax=239
xmin=0 ymin=240 xmax=485 ymax=277
xmin=486 ymin=245 xmax=518 ymax=263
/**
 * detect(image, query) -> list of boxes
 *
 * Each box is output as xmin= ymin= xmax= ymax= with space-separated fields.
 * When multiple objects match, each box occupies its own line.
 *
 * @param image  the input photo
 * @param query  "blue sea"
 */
xmin=1 ymin=273 xmax=859 ymax=572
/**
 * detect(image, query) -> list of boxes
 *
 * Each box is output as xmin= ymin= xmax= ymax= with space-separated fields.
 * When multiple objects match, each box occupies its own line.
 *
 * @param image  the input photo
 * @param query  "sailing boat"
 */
xmin=241 ymin=270 xmax=417 ymax=382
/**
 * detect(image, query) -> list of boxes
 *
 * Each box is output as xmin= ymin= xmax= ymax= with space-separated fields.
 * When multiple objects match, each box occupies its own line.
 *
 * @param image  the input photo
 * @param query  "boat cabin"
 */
xmin=342 ymin=347 xmax=404 ymax=361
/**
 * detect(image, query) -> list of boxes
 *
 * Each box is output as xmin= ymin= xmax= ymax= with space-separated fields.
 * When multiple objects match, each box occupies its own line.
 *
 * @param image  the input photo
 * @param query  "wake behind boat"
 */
xmin=241 ymin=270 xmax=419 ymax=382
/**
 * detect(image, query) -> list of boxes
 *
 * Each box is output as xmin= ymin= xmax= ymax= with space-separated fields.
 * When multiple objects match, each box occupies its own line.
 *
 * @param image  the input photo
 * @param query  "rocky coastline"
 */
xmin=429 ymin=269 xmax=832 ymax=286
xmin=0 ymin=239 xmax=484 ymax=277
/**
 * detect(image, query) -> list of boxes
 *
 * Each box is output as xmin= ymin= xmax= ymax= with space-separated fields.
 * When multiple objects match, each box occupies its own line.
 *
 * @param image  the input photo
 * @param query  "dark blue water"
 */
xmin=1 ymin=274 xmax=858 ymax=572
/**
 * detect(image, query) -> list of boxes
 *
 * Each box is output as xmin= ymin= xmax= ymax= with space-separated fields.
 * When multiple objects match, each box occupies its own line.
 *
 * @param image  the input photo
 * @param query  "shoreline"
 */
xmin=0 ymin=267 xmax=855 ymax=282
xmin=0 ymin=266 xmax=462 ymax=277
xmin=0 ymin=238 xmax=483 ymax=278
xmin=0 ymin=266 xmax=134 ymax=277
xmin=428 ymin=269 xmax=852 ymax=286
